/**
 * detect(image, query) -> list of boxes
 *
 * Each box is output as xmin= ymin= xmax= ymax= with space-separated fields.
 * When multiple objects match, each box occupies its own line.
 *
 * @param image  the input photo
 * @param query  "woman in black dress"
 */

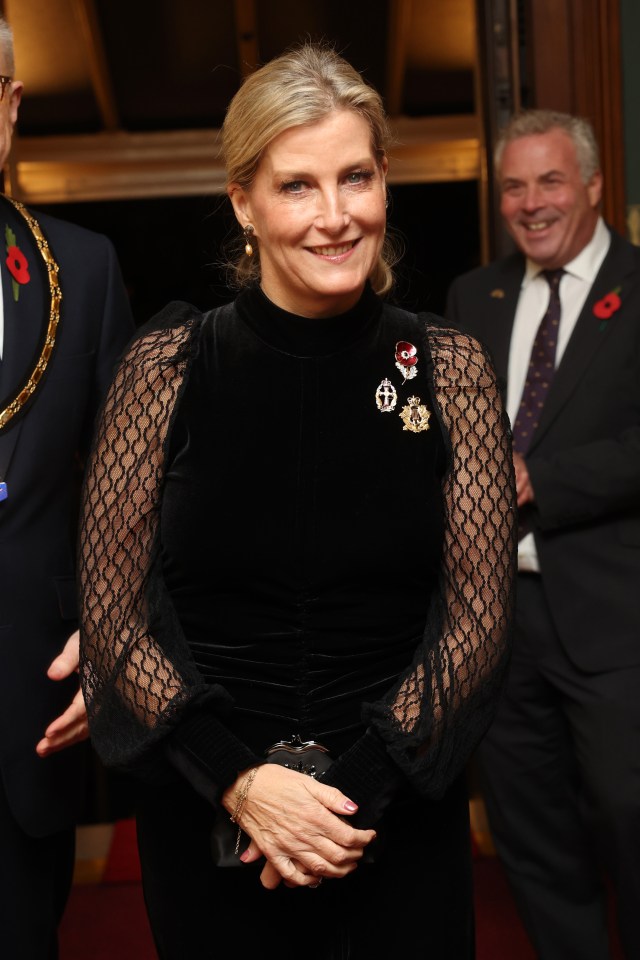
xmin=79 ymin=43 xmax=516 ymax=959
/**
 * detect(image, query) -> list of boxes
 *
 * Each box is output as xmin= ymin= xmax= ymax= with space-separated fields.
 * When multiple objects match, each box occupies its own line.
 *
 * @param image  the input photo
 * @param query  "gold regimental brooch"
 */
xmin=399 ymin=396 xmax=431 ymax=433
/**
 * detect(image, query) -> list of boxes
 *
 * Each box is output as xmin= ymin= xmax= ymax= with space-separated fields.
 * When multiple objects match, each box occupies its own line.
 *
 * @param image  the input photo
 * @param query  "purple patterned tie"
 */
xmin=512 ymin=269 xmax=564 ymax=455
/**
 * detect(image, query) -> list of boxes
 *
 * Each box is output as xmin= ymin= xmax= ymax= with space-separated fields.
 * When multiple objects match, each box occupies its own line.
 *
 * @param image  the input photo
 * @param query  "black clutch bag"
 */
xmin=210 ymin=735 xmax=333 ymax=868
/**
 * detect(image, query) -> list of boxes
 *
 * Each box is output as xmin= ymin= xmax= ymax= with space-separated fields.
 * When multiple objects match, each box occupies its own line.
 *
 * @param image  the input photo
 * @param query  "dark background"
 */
xmin=37 ymin=179 xmax=480 ymax=328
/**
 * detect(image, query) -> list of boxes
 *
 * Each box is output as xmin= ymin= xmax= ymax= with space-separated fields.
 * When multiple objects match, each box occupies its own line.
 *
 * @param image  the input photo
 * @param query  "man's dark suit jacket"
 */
xmin=446 ymin=227 xmax=640 ymax=673
xmin=0 ymin=195 xmax=133 ymax=837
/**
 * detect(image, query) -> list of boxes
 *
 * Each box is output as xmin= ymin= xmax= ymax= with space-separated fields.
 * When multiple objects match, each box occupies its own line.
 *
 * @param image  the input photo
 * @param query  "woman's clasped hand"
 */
xmin=221 ymin=764 xmax=376 ymax=889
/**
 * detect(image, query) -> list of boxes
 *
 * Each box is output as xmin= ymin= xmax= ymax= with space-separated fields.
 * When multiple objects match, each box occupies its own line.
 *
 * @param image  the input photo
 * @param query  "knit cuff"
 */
xmin=165 ymin=709 xmax=261 ymax=806
xmin=319 ymin=727 xmax=403 ymax=826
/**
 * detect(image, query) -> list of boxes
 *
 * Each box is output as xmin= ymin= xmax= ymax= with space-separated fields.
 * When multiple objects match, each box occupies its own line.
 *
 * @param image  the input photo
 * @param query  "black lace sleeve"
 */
xmin=78 ymin=304 xmax=258 ymax=782
xmin=324 ymin=322 xmax=517 ymax=805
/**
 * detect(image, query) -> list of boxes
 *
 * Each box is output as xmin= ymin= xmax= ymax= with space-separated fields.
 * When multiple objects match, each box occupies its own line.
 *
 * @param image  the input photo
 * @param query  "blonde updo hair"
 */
xmin=221 ymin=43 xmax=396 ymax=295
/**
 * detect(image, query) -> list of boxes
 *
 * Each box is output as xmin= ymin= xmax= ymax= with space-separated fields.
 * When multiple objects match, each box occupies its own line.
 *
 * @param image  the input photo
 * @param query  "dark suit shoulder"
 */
xmin=601 ymin=225 xmax=640 ymax=278
xmin=0 ymin=195 xmax=116 ymax=286
xmin=2 ymin=195 xmax=110 ymax=247
xmin=24 ymin=204 xmax=115 ymax=265
xmin=450 ymin=252 xmax=524 ymax=295
xmin=1 ymin=198 xmax=125 ymax=302
xmin=445 ymin=253 xmax=524 ymax=333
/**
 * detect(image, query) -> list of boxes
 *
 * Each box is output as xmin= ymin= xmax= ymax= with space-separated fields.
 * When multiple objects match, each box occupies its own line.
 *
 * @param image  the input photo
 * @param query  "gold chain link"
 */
xmin=0 ymin=197 xmax=62 ymax=430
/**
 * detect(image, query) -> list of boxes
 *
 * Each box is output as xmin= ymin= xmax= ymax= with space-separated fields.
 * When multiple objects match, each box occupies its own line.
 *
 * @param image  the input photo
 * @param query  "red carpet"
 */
xmin=59 ymin=819 xmax=621 ymax=959
xmin=101 ymin=817 xmax=141 ymax=884
xmin=59 ymin=884 xmax=154 ymax=960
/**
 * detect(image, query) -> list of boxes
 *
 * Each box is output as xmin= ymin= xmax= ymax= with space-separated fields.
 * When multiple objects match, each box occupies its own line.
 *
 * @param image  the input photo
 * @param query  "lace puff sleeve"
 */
xmin=323 ymin=321 xmax=517 ymax=805
xmin=79 ymin=305 xmax=258 ymax=783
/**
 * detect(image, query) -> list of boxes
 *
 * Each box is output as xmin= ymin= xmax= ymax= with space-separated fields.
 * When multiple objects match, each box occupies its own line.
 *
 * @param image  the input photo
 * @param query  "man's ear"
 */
xmin=8 ymin=80 xmax=24 ymax=126
xmin=587 ymin=169 xmax=603 ymax=209
xmin=227 ymin=183 xmax=252 ymax=228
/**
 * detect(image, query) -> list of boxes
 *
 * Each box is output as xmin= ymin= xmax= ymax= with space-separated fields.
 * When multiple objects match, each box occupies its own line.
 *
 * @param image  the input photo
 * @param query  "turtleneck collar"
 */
xmin=234 ymin=283 xmax=383 ymax=359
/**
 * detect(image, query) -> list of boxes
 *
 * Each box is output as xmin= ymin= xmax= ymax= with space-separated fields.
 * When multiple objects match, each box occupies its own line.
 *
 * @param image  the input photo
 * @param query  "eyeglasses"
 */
xmin=0 ymin=76 xmax=13 ymax=101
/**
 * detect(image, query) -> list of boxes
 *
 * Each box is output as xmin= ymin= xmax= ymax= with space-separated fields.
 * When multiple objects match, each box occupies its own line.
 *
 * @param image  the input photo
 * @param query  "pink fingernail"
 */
xmin=239 ymin=850 xmax=250 ymax=862
xmin=344 ymin=800 xmax=358 ymax=812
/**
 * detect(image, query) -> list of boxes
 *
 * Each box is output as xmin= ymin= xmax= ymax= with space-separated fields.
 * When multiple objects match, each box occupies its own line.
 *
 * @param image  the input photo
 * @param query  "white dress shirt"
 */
xmin=507 ymin=217 xmax=611 ymax=571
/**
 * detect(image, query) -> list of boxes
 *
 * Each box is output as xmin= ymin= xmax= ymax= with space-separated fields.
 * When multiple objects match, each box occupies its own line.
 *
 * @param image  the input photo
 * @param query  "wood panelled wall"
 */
xmin=526 ymin=0 xmax=625 ymax=235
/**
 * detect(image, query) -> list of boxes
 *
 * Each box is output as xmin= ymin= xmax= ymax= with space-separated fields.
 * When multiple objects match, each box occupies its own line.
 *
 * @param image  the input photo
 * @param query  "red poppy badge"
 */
xmin=394 ymin=340 xmax=418 ymax=381
xmin=5 ymin=224 xmax=31 ymax=301
xmin=593 ymin=288 xmax=621 ymax=322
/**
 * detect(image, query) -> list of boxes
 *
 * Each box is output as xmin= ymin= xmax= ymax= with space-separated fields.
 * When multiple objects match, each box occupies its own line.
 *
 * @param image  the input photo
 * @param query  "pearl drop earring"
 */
xmin=244 ymin=224 xmax=255 ymax=257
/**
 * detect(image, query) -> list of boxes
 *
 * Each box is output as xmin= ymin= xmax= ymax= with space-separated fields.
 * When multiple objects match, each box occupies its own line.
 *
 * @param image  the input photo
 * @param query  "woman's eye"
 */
xmin=346 ymin=170 xmax=373 ymax=185
xmin=281 ymin=180 xmax=305 ymax=193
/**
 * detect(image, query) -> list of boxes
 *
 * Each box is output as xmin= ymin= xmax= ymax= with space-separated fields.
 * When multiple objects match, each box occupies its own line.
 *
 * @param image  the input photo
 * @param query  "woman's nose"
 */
xmin=315 ymin=191 xmax=350 ymax=233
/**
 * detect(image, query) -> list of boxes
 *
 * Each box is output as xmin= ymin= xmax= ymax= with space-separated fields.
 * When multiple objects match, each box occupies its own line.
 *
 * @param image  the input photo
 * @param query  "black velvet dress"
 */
xmin=78 ymin=284 xmax=517 ymax=959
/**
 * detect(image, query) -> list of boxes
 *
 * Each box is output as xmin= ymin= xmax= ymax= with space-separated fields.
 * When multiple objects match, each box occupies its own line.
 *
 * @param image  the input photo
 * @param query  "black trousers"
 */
xmin=478 ymin=574 xmax=640 ymax=960
xmin=0 ymin=777 xmax=75 ymax=960
xmin=136 ymin=773 xmax=474 ymax=960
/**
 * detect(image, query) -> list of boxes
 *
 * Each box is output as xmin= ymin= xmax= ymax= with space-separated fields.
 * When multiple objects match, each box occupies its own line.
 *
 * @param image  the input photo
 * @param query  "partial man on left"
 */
xmin=0 ymin=15 xmax=134 ymax=959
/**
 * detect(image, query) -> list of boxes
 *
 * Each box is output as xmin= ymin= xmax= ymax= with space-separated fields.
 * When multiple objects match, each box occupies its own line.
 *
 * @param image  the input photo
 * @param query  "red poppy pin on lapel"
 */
xmin=593 ymin=287 xmax=622 ymax=332
xmin=593 ymin=288 xmax=621 ymax=321
xmin=5 ymin=224 xmax=31 ymax=301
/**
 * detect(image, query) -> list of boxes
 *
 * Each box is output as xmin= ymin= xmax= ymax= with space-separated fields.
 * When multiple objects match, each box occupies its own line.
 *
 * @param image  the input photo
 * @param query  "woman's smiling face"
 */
xmin=228 ymin=109 xmax=388 ymax=318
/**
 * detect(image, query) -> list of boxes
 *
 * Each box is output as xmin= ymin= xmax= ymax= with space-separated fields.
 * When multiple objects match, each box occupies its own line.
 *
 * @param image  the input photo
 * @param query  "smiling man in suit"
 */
xmin=0 ymin=16 xmax=133 ymax=958
xmin=446 ymin=109 xmax=640 ymax=960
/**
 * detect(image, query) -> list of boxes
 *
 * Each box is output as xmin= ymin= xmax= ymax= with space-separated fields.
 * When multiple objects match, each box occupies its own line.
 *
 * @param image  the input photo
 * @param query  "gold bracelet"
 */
xmin=230 ymin=767 xmax=258 ymax=856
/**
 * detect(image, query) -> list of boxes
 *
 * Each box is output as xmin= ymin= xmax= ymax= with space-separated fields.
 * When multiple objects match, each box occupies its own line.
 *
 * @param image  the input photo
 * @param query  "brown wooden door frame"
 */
xmin=479 ymin=0 xmax=625 ymax=257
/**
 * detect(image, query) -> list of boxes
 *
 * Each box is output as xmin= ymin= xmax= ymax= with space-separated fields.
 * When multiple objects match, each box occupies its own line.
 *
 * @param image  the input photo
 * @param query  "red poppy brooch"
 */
xmin=394 ymin=340 xmax=418 ymax=381
xmin=5 ymin=224 xmax=31 ymax=301
xmin=593 ymin=288 xmax=621 ymax=322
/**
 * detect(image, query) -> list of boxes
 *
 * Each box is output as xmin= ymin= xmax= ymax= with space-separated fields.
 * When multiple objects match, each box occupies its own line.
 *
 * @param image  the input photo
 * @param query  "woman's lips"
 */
xmin=308 ymin=239 xmax=359 ymax=257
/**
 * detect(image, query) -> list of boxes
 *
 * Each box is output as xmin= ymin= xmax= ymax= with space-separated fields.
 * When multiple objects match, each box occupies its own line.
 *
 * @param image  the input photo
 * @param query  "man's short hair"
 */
xmin=494 ymin=109 xmax=600 ymax=184
xmin=0 ymin=17 xmax=14 ymax=77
